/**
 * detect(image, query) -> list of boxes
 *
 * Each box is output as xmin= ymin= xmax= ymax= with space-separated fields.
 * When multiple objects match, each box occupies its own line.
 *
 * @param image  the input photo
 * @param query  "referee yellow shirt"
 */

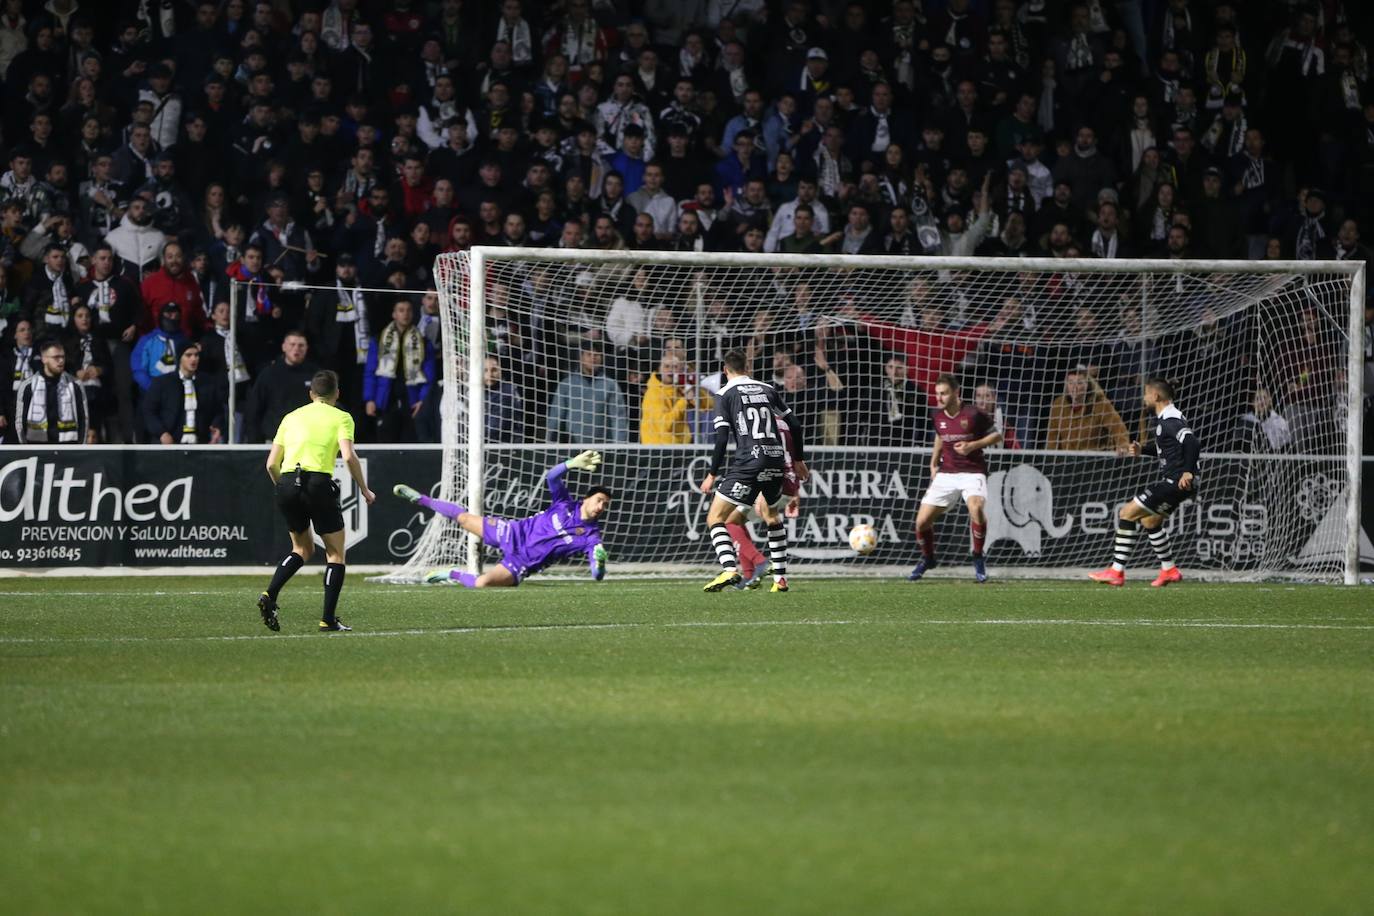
xmin=274 ymin=400 xmax=356 ymax=473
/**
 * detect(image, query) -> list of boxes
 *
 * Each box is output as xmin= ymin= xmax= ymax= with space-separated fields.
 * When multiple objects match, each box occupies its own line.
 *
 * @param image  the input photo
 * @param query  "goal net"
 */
xmin=376 ymin=249 xmax=1365 ymax=585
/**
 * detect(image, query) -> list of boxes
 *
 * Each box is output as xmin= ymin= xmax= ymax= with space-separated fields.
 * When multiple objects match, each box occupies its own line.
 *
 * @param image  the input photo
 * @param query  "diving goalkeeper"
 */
xmin=394 ymin=451 xmax=611 ymax=588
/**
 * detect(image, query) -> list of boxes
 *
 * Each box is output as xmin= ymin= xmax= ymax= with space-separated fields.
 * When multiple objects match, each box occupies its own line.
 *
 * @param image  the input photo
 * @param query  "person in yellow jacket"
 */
xmin=640 ymin=350 xmax=712 ymax=443
xmin=1046 ymin=368 xmax=1131 ymax=452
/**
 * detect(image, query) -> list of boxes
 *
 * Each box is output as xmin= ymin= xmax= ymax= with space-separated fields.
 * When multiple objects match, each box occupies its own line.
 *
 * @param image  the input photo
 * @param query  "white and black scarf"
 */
xmin=1296 ymin=213 xmax=1326 ymax=260
xmin=88 ymin=277 xmax=116 ymax=325
xmin=497 ymin=17 xmax=532 ymax=65
xmin=10 ymin=345 xmax=33 ymax=391
xmin=557 ymin=17 xmax=598 ymax=67
xmin=75 ymin=334 xmax=100 ymax=389
xmin=1091 ymin=228 xmax=1119 ymax=258
xmin=335 ymin=281 xmax=371 ymax=365
xmin=869 ymin=107 xmax=891 ymax=153
xmin=217 ymin=326 xmax=249 ymax=384
xmin=180 ymin=373 xmax=198 ymax=443
xmin=375 ymin=321 xmax=427 ymax=386
xmin=44 ymin=267 xmax=70 ymax=326
xmin=24 ymin=372 xmax=80 ymax=443
xmin=1241 ymin=153 xmax=1266 ymax=190
xmin=1066 ymin=32 xmax=1093 ymax=70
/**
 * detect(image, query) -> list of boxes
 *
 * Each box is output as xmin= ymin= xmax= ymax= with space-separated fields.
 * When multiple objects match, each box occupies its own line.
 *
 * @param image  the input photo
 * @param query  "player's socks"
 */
xmin=970 ymin=521 xmax=986 ymax=556
xmin=449 ymin=571 xmax=478 ymax=588
xmin=265 ymin=551 xmax=305 ymax=600
xmin=726 ymin=523 xmax=762 ymax=579
xmin=322 ymin=563 xmax=345 ymax=625
xmin=1111 ymin=520 xmax=1141 ymax=572
xmin=917 ymin=526 xmax=937 ymax=562
xmin=418 ymin=496 xmax=467 ymax=519
xmin=767 ymin=522 xmax=788 ymax=581
xmin=709 ymin=524 xmax=737 ymax=572
xmin=1147 ymin=527 xmax=1176 ymax=570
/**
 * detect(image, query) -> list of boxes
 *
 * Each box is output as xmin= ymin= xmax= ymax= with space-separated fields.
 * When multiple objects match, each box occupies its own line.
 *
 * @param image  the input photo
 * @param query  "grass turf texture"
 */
xmin=1 ymin=577 xmax=1371 ymax=915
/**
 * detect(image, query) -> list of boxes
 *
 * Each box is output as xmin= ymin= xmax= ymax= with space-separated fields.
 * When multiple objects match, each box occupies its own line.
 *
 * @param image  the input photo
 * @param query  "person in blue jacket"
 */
xmin=362 ymin=297 xmax=435 ymax=442
xmin=130 ymin=302 xmax=188 ymax=392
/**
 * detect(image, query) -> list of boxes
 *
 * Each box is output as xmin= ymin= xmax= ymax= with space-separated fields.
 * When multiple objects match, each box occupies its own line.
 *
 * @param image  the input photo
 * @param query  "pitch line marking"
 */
xmin=1 ymin=617 xmax=1373 ymax=646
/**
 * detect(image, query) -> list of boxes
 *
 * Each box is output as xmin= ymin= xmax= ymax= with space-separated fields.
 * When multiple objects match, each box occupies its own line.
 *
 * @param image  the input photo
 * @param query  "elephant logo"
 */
xmin=986 ymin=464 xmax=1073 ymax=556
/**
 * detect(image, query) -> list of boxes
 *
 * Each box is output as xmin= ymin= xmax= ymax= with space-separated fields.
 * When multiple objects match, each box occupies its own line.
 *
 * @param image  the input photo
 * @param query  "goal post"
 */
xmin=377 ymin=248 xmax=1365 ymax=585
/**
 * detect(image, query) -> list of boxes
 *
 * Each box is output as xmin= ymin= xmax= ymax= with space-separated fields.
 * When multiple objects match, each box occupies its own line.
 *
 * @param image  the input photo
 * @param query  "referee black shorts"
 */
xmin=276 ymin=470 xmax=345 ymax=536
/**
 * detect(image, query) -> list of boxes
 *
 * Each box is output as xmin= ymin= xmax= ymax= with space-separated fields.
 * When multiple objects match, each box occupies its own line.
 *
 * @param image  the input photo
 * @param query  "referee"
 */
xmin=258 ymin=370 xmax=376 ymax=632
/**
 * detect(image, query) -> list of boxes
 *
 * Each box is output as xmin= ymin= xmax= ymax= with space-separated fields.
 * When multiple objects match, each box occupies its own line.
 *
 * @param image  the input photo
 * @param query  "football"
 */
xmin=848 ymin=524 xmax=878 ymax=555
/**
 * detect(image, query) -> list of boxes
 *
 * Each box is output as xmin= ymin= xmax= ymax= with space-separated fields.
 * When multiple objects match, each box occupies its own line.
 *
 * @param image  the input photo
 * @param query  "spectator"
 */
xmin=306 ymin=253 xmax=370 ymax=418
xmin=625 ymin=163 xmax=678 ymax=239
xmin=139 ymin=242 xmax=205 ymax=336
xmin=974 ymin=381 xmax=1021 ymax=450
xmin=63 ymin=304 xmax=113 ymax=442
xmin=1053 ymin=125 xmax=1117 ymax=214
xmin=245 ymin=331 xmax=317 ymax=442
xmin=13 ymin=337 xmax=87 ymax=444
xmin=1046 ymin=369 xmax=1131 ymax=452
xmin=131 ymin=303 xmax=189 ymax=394
xmin=484 ymin=355 xmax=524 ymax=444
xmin=1236 ymin=386 xmax=1292 ymax=453
xmin=870 ymin=354 xmax=921 ymax=446
xmin=363 ymin=298 xmax=434 ymax=443
xmin=641 ymin=348 xmax=710 ymax=445
xmin=0 ymin=315 xmax=35 ymax=442
xmin=546 ymin=341 xmax=628 ymax=443
xmin=142 ymin=341 xmax=225 ymax=445
xmin=778 ymin=204 xmax=826 ymax=255
xmin=104 ymin=196 xmax=166 ymax=280
xmin=72 ymin=244 xmax=138 ymax=441
xmin=764 ymin=177 xmax=830 ymax=253
xmin=22 ymin=243 xmax=75 ymax=329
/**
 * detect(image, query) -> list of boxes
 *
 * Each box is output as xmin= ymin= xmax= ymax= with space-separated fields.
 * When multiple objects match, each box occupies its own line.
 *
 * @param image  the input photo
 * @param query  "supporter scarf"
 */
xmin=1203 ymin=113 xmax=1246 ymax=158
xmin=76 ymin=334 xmax=100 ymax=389
xmin=1162 ymin=8 xmax=1191 ymax=51
xmin=1091 ymin=228 xmax=1118 ymax=259
xmin=1066 ymin=32 xmax=1093 ymax=70
xmin=814 ymin=144 xmax=841 ymax=198
xmin=181 ymin=374 xmax=198 ymax=444
xmin=1296 ymin=214 xmax=1326 ymax=260
xmin=89 ymin=277 xmax=114 ymax=325
xmin=1282 ymin=38 xmax=1322 ymax=77
xmin=375 ymin=321 xmax=426 ymax=387
xmin=226 ymin=261 xmax=272 ymax=321
xmin=558 ymin=18 xmax=598 ymax=67
xmin=1151 ymin=206 xmax=1171 ymax=241
xmin=45 ymin=267 xmax=70 ymax=326
xmin=1038 ymin=80 xmax=1056 ymax=132
xmin=1340 ymin=69 xmax=1360 ymax=109
xmin=893 ymin=23 xmax=916 ymax=89
xmin=335 ymin=281 xmax=371 ymax=365
xmin=217 ymin=326 xmax=249 ymax=384
xmin=869 ymin=108 xmax=891 ymax=153
xmin=497 ymin=17 xmax=531 ymax=65
xmin=679 ymin=47 xmax=702 ymax=77
xmin=10 ymin=345 xmax=33 ymax=391
xmin=24 ymin=373 xmax=80 ymax=443
xmin=1242 ymin=154 xmax=1265 ymax=191
xmin=1204 ymin=47 xmax=1246 ymax=105
xmin=1156 ymin=73 xmax=1179 ymax=104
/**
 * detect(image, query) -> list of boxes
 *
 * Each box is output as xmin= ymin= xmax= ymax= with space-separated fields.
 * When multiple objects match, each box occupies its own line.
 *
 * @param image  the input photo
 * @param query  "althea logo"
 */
xmin=0 ymin=457 xmax=192 ymax=523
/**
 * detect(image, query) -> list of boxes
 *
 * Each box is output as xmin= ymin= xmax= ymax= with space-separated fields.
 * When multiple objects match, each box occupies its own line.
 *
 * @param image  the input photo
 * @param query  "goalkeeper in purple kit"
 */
xmin=393 ymin=451 xmax=612 ymax=588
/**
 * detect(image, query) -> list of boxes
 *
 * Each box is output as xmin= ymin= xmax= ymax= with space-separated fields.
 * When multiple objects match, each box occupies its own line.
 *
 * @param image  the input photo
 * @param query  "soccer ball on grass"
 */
xmin=848 ymin=524 xmax=878 ymax=556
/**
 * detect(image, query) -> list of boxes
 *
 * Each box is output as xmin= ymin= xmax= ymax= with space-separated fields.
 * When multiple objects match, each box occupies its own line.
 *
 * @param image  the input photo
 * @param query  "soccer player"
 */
xmin=908 ymin=373 xmax=1002 ymax=583
xmin=700 ymin=348 xmax=809 ymax=593
xmin=728 ymin=412 xmax=803 ymax=589
xmin=1090 ymin=377 xmax=1199 ymax=587
xmin=395 ymin=451 xmax=611 ymax=587
xmin=259 ymin=370 xmax=376 ymax=633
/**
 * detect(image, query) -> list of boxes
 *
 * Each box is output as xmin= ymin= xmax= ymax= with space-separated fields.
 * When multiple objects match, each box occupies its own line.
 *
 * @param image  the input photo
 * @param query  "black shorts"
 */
xmin=716 ymin=460 xmax=786 ymax=511
xmin=1133 ymin=478 xmax=1193 ymax=517
xmin=276 ymin=471 xmax=344 ymax=535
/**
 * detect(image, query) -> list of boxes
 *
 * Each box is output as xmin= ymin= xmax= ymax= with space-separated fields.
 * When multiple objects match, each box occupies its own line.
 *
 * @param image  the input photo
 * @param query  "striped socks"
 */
xmin=709 ymin=524 xmax=737 ymax=572
xmin=767 ymin=522 xmax=788 ymax=580
xmin=1148 ymin=527 xmax=1175 ymax=570
xmin=1111 ymin=520 xmax=1140 ymax=572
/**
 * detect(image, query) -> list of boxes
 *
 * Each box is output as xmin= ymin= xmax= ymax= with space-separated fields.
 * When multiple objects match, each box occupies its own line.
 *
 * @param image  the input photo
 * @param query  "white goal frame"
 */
xmin=438 ymin=248 xmax=1365 ymax=585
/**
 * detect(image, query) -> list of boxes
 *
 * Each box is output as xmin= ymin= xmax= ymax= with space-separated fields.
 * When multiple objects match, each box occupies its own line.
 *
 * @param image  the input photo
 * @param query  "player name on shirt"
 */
xmin=933 ymin=404 xmax=994 ymax=475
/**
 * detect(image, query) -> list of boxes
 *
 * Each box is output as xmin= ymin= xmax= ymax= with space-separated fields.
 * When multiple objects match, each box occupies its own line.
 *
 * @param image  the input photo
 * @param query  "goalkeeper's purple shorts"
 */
xmin=482 ymin=516 xmax=532 ymax=585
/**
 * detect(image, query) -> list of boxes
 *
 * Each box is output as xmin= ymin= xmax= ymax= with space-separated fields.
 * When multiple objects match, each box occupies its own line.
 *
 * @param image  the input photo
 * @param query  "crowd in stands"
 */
xmin=0 ymin=0 xmax=1369 ymax=455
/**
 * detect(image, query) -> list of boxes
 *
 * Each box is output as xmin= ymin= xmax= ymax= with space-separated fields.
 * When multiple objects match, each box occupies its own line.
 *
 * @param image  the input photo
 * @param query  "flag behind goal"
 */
xmin=374 ymin=249 xmax=1364 ymax=585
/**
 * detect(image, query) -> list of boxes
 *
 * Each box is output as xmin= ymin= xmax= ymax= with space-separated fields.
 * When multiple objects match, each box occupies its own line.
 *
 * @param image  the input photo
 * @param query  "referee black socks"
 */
xmin=266 ymin=551 xmax=305 ymax=600
xmin=322 ymin=563 xmax=346 ymax=624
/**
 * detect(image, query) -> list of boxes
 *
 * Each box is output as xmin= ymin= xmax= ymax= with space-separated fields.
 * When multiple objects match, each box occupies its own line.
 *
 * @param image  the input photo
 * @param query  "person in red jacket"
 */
xmin=139 ymin=241 xmax=205 ymax=337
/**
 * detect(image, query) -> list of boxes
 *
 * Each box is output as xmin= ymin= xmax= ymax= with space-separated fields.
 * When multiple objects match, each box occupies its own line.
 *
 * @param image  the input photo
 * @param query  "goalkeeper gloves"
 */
xmin=590 ymin=544 xmax=608 ymax=581
xmin=566 ymin=450 xmax=602 ymax=472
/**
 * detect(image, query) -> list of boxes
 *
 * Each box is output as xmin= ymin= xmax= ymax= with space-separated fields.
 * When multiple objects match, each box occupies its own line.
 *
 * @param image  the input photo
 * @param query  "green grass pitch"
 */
xmin=2 ymin=576 xmax=1371 ymax=915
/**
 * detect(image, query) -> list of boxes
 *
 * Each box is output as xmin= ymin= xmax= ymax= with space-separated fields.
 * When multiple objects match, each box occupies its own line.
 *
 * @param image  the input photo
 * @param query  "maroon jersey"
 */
xmin=933 ymin=403 xmax=994 ymax=474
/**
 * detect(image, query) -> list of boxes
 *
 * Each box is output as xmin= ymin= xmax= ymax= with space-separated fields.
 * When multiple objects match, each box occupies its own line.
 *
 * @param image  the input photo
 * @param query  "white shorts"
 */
xmin=920 ymin=472 xmax=987 ymax=509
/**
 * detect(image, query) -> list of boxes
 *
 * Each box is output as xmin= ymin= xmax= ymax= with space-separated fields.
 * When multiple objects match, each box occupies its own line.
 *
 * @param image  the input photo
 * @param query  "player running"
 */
xmin=728 ymin=413 xmax=803 ymax=589
xmin=395 ymin=451 xmax=612 ymax=588
xmin=1090 ymin=377 xmax=1199 ymax=587
xmin=700 ymin=348 xmax=809 ymax=593
xmin=908 ymin=373 xmax=1002 ymax=583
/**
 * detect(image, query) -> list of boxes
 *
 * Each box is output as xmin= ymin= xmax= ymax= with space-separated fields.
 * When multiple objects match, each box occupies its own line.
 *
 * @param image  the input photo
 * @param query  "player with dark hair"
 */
xmin=1090 ymin=377 xmax=1199 ymax=587
xmin=727 ymin=412 xmax=804 ymax=589
xmin=260 ymin=370 xmax=376 ymax=632
xmin=700 ymin=348 xmax=809 ymax=593
xmin=908 ymin=373 xmax=1002 ymax=583
xmin=397 ymin=451 xmax=612 ymax=588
